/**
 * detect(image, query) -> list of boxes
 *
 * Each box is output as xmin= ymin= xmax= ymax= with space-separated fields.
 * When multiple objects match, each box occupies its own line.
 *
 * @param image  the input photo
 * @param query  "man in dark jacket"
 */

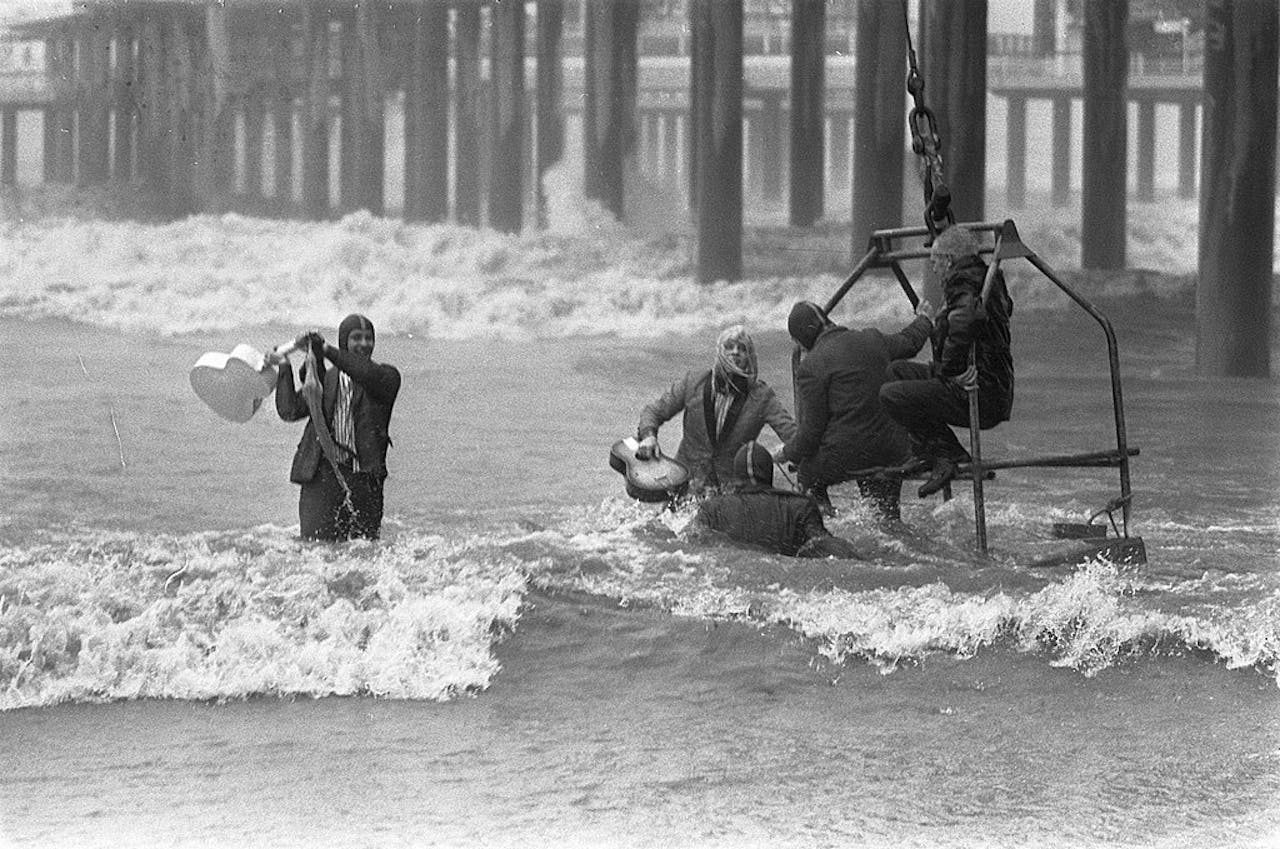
xmin=879 ymin=225 xmax=1014 ymax=498
xmin=778 ymin=299 xmax=933 ymax=521
xmin=270 ymin=313 xmax=401 ymax=541
xmin=693 ymin=442 xmax=864 ymax=558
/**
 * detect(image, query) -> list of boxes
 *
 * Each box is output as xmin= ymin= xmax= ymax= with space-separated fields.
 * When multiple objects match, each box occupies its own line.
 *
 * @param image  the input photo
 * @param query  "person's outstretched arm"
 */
xmin=275 ymin=336 xmax=315 ymax=422
xmin=760 ymin=385 xmax=798 ymax=444
xmin=781 ymin=363 xmax=826 ymax=465
xmin=885 ymin=301 xmax=934 ymax=361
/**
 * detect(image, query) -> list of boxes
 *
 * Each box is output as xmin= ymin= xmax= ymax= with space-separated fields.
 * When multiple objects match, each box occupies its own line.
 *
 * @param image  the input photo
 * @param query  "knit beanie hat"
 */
xmin=732 ymin=440 xmax=774 ymax=487
xmin=787 ymin=301 xmax=828 ymax=351
xmin=338 ymin=313 xmax=374 ymax=351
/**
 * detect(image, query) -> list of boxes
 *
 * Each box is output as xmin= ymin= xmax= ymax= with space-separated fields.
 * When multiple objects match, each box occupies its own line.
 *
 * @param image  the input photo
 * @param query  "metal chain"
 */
xmin=902 ymin=0 xmax=954 ymax=239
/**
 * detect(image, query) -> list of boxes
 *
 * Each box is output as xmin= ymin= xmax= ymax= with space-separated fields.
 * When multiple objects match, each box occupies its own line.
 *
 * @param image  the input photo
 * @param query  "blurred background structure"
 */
xmin=0 ymin=0 xmax=1274 ymax=375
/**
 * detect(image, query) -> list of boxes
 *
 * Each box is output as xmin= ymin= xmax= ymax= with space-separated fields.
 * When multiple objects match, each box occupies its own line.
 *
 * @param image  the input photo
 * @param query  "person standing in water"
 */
xmin=778 ymin=299 xmax=933 ymax=521
xmin=268 ymin=314 xmax=401 ymax=541
xmin=635 ymin=325 xmax=796 ymax=495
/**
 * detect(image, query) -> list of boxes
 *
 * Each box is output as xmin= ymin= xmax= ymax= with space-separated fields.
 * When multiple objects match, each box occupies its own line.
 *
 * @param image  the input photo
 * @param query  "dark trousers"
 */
xmin=299 ymin=463 xmax=385 ymax=541
xmin=879 ymin=361 xmax=1005 ymax=462
xmin=799 ymin=465 xmax=902 ymax=522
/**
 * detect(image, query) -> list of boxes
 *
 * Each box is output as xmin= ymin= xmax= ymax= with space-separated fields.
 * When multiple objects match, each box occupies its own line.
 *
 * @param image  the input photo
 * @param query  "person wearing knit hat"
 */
xmin=691 ymin=441 xmax=865 ymax=559
xmin=268 ymin=313 xmax=402 ymax=541
xmin=879 ymin=225 xmax=1014 ymax=499
xmin=634 ymin=325 xmax=797 ymax=495
xmin=776 ymin=296 xmax=934 ymax=521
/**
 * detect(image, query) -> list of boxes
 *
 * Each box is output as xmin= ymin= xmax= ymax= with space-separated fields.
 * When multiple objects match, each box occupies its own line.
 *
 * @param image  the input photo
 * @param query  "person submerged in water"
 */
xmin=691 ymin=442 xmax=866 ymax=559
xmin=635 ymin=325 xmax=796 ymax=495
xmin=268 ymin=313 xmax=401 ymax=542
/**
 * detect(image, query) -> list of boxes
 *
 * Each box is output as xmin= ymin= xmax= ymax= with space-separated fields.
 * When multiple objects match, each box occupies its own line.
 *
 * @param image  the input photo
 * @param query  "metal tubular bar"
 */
xmin=888 ymin=262 xmax=919 ymax=308
xmin=967 ymin=379 xmax=987 ymax=550
xmin=837 ymin=448 xmax=1138 ymax=482
xmin=822 ymin=245 xmax=881 ymax=314
xmin=877 ymin=246 xmax=995 ymax=263
xmin=1024 ymin=252 xmax=1133 ymax=532
xmin=871 ymin=220 xmax=1005 ymax=241
xmin=959 ymin=448 xmax=1139 ymax=473
xmin=965 ymin=239 xmax=1008 ymax=553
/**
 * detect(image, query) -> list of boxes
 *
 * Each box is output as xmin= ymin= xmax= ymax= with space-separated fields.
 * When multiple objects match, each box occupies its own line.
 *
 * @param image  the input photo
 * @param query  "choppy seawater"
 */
xmin=1 ymin=209 xmax=1278 ymax=847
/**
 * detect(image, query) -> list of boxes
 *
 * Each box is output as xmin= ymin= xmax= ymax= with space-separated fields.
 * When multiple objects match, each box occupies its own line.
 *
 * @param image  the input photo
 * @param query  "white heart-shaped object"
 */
xmin=189 ymin=344 xmax=279 ymax=423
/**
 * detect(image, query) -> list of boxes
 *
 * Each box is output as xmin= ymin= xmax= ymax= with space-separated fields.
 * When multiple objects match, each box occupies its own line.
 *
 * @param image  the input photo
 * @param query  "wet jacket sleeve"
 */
xmin=275 ymin=361 xmax=309 ymax=422
xmin=761 ymin=385 xmax=798 ymax=444
xmin=637 ymin=373 xmax=694 ymax=440
xmin=324 ymin=345 xmax=402 ymax=405
xmin=939 ymin=283 xmax=983 ymax=377
xmin=885 ymin=315 xmax=933 ymax=361
xmin=781 ymin=361 xmax=826 ymax=464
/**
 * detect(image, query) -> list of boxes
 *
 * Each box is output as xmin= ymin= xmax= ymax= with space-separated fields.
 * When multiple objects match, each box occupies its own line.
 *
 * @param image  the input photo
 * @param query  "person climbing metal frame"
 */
xmin=795 ymin=2 xmax=1142 ymax=563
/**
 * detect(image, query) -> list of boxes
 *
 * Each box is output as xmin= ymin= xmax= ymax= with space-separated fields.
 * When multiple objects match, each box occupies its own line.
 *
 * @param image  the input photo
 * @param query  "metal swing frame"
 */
xmin=818 ymin=219 xmax=1140 ymax=558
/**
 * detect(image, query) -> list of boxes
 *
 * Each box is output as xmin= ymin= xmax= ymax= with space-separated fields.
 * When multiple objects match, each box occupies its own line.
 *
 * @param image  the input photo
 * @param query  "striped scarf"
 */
xmin=332 ymin=372 xmax=360 ymax=471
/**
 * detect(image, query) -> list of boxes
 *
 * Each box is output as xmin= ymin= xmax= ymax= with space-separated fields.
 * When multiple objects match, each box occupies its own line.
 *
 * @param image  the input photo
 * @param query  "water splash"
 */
xmin=0 ymin=195 xmax=1232 ymax=339
xmin=0 ymin=528 xmax=527 ymax=709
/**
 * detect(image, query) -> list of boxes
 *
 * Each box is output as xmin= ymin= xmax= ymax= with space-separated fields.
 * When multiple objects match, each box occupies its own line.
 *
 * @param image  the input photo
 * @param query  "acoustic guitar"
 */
xmin=608 ymin=438 xmax=691 ymax=503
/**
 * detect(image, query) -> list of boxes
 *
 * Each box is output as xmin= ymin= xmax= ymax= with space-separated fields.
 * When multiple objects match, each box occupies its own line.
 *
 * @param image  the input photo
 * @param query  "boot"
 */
xmin=917 ymin=457 xmax=958 ymax=498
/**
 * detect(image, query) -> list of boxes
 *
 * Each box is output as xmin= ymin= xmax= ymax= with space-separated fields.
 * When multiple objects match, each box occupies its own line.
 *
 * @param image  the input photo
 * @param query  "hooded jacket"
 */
xmin=276 ymin=344 xmax=401 ymax=483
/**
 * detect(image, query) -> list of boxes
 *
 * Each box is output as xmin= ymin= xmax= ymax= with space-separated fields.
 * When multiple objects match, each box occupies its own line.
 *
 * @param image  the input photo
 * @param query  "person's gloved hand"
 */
xmin=635 ymin=434 xmax=659 ymax=460
xmin=293 ymin=331 xmax=325 ymax=352
xmin=950 ymin=363 xmax=979 ymax=392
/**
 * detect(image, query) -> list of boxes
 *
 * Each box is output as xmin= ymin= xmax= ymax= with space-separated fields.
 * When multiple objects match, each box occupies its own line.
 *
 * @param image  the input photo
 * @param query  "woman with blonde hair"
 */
xmin=634 ymin=325 xmax=796 ymax=495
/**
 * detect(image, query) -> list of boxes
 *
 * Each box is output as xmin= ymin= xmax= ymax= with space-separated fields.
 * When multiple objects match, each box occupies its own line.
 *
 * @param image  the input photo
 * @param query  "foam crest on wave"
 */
xmin=772 ymin=560 xmax=1280 ymax=682
xmin=0 ymin=206 xmax=1210 ymax=339
xmin=506 ymin=507 xmax=1279 ymax=684
xmin=0 ymin=528 xmax=527 ymax=709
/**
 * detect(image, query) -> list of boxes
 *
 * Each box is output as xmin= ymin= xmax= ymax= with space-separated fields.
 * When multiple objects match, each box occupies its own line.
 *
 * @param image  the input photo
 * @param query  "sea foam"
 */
xmin=0 ymin=528 xmax=527 ymax=709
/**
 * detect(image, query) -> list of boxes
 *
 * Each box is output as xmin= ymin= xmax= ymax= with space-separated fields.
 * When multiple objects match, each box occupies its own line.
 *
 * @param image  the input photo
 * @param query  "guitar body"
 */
xmin=608 ymin=438 xmax=691 ymax=503
xmin=190 ymin=344 xmax=279 ymax=423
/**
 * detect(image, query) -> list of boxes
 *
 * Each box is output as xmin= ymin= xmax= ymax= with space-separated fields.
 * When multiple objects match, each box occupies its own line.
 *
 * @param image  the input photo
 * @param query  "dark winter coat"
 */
xmin=694 ymin=484 xmax=830 ymax=557
xmin=637 ymin=370 xmax=796 ymax=492
xmin=782 ymin=317 xmax=932 ymax=477
xmin=933 ymin=254 xmax=1014 ymax=422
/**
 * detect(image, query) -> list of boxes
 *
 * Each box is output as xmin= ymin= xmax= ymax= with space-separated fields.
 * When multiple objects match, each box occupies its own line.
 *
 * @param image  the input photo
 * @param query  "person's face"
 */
xmin=722 ymin=339 xmax=750 ymax=371
xmin=347 ymin=328 xmax=375 ymax=357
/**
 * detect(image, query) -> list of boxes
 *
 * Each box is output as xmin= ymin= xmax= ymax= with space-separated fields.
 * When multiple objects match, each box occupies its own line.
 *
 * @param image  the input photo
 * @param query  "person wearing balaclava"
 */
xmin=635 ymin=325 xmax=797 ymax=494
xmin=879 ymin=225 xmax=1014 ymax=499
xmin=269 ymin=313 xmax=402 ymax=541
xmin=691 ymin=441 xmax=865 ymax=559
xmin=777 ymin=295 xmax=933 ymax=521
